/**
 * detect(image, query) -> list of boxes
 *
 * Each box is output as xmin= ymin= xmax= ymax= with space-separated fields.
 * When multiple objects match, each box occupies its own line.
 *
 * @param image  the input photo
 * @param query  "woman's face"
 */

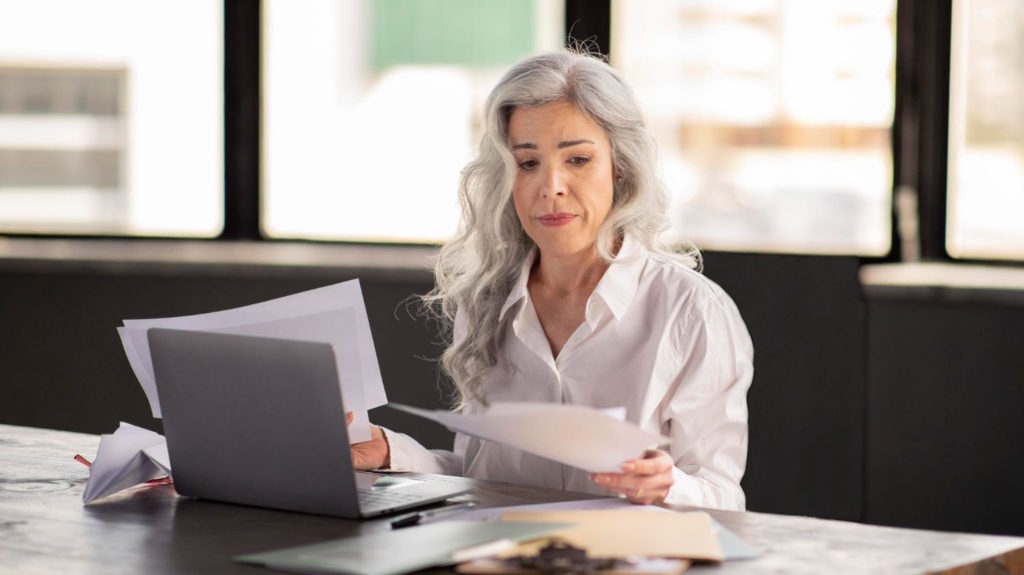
xmin=508 ymin=101 xmax=615 ymax=260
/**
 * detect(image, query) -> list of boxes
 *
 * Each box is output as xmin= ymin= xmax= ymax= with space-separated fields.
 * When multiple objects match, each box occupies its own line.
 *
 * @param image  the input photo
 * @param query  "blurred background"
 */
xmin=0 ymin=0 xmax=1021 ymax=258
xmin=1 ymin=0 xmax=1021 ymax=537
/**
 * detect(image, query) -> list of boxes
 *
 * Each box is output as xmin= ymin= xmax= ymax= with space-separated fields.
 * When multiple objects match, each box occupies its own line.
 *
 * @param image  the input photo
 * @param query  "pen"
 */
xmin=390 ymin=501 xmax=477 ymax=529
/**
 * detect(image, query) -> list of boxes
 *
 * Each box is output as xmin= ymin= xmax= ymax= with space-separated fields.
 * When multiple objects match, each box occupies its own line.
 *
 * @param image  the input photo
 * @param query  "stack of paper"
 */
xmin=83 ymin=422 xmax=171 ymax=504
xmin=116 ymin=279 xmax=386 ymax=443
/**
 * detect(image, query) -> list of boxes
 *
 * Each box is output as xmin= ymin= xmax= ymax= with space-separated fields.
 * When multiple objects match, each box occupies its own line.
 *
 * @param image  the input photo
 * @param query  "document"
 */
xmin=117 ymin=279 xmax=385 ymax=442
xmin=82 ymin=422 xmax=170 ymax=504
xmin=389 ymin=402 xmax=669 ymax=473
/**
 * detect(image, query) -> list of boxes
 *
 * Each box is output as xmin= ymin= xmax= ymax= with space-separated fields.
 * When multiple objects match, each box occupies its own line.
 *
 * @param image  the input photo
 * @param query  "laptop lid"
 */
xmin=149 ymin=328 xmax=363 ymax=518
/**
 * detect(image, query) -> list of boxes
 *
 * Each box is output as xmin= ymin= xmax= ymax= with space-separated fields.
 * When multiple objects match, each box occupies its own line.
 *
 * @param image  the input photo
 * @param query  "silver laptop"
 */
xmin=148 ymin=328 xmax=470 ymax=519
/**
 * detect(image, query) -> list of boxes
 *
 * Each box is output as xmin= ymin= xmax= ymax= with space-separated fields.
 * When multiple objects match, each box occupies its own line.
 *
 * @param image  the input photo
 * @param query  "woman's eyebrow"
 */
xmin=558 ymin=139 xmax=595 ymax=148
xmin=511 ymin=139 xmax=595 ymax=151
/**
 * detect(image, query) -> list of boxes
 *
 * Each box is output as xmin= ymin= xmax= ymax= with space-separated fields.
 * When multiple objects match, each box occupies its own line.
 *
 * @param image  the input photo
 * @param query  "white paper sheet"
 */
xmin=389 ymin=402 xmax=669 ymax=473
xmin=141 ymin=442 xmax=172 ymax=476
xmin=117 ymin=279 xmax=384 ymax=443
xmin=83 ymin=422 xmax=169 ymax=504
xmin=488 ymin=402 xmax=627 ymax=422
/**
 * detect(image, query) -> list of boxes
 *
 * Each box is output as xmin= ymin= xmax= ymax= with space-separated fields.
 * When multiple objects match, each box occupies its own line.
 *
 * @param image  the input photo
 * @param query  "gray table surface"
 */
xmin=1 ymin=424 xmax=1022 ymax=575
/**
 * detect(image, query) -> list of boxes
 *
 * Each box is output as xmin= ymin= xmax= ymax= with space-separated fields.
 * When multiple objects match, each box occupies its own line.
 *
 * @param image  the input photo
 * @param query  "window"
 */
xmin=3 ymin=1 xmax=1018 ymax=265
xmin=0 ymin=68 xmax=126 ymax=232
xmin=611 ymin=0 xmax=896 ymax=255
xmin=947 ymin=0 xmax=1024 ymax=260
xmin=0 ymin=1 xmax=223 ymax=236
xmin=262 ymin=0 xmax=564 ymax=242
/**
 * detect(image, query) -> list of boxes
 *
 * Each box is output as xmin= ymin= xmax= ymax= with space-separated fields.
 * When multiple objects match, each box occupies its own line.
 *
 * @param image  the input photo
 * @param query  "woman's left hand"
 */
xmin=591 ymin=449 xmax=674 ymax=505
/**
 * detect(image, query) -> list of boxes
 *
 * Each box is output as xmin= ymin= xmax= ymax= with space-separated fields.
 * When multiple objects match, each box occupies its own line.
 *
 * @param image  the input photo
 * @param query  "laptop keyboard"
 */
xmin=356 ymin=489 xmax=425 ymax=513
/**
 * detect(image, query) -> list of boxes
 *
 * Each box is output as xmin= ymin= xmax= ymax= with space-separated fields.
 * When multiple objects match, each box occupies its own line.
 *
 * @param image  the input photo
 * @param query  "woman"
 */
xmin=351 ymin=50 xmax=753 ymax=510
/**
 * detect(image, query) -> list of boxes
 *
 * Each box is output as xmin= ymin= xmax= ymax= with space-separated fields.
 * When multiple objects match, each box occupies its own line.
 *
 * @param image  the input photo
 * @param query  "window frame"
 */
xmin=888 ymin=0 xmax=954 ymax=264
xmin=222 ymin=0 xmax=261 ymax=240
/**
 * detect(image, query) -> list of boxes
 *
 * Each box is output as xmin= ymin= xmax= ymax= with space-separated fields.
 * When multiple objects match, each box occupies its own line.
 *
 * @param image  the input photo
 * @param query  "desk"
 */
xmin=2 ymin=424 xmax=1022 ymax=575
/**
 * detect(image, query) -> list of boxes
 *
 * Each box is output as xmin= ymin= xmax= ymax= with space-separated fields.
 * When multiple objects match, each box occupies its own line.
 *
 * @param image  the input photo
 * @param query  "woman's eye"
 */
xmin=568 ymin=156 xmax=590 ymax=167
xmin=517 ymin=159 xmax=539 ymax=171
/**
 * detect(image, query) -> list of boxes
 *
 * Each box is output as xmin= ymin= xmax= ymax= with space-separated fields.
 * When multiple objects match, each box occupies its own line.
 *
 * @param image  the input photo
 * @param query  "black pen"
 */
xmin=390 ymin=501 xmax=476 ymax=529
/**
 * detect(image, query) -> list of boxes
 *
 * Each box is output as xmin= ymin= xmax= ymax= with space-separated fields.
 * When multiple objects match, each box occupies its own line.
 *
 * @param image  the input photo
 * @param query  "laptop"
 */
xmin=147 ymin=327 xmax=470 ymax=519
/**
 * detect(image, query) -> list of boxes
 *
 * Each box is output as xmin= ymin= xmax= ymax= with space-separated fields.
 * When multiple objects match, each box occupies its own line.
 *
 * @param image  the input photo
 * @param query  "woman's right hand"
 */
xmin=346 ymin=411 xmax=390 ymax=470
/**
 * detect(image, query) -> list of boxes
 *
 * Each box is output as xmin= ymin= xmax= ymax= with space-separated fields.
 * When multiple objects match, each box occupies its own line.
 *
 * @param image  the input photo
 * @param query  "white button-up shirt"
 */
xmin=384 ymin=234 xmax=754 ymax=510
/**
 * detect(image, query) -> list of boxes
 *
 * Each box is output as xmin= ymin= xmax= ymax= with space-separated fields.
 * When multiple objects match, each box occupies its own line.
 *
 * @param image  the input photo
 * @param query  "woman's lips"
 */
xmin=537 ymin=213 xmax=577 ymax=226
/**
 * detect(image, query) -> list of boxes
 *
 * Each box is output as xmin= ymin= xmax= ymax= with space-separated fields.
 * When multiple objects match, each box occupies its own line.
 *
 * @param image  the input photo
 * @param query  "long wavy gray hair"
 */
xmin=425 ymin=50 xmax=698 ymax=407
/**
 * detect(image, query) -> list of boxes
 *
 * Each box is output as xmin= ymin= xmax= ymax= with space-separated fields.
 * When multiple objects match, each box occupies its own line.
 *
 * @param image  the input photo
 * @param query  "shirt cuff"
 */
xmin=379 ymin=426 xmax=415 ymax=472
xmin=664 ymin=466 xmax=746 ymax=511
xmin=664 ymin=466 xmax=708 ymax=508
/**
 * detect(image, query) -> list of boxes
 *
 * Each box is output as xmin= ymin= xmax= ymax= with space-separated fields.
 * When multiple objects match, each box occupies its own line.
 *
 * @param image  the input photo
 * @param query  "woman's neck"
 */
xmin=530 ymin=245 xmax=609 ymax=298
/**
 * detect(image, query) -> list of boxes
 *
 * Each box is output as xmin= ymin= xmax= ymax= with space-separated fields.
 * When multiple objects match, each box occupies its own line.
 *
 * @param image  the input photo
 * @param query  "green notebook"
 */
xmin=234 ymin=519 xmax=570 ymax=575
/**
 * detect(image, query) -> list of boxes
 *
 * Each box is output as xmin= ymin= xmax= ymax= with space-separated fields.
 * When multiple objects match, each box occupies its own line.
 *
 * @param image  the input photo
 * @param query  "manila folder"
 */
xmin=501 ymin=509 xmax=724 ymax=562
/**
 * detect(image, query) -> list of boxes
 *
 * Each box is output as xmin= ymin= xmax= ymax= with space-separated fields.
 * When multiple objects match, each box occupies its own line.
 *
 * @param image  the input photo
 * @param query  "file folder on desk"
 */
xmin=234 ymin=520 xmax=569 ymax=575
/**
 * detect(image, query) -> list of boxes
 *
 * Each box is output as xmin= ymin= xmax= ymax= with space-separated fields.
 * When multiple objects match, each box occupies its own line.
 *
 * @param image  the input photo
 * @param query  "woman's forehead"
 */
xmin=507 ymin=101 xmax=609 ymax=146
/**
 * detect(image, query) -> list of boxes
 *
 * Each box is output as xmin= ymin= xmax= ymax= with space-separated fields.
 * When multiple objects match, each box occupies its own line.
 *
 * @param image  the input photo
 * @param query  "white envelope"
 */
xmin=390 ymin=402 xmax=669 ymax=473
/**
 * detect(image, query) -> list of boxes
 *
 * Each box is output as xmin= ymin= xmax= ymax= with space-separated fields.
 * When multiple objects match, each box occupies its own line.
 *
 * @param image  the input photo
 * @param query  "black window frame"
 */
xmin=889 ymin=0 xmax=954 ymax=264
xmin=222 ymin=0 xmax=261 ymax=240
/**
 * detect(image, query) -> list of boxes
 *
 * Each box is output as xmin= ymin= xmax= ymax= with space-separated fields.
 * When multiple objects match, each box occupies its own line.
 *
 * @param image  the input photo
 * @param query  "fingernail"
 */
xmin=594 ymin=475 xmax=607 ymax=485
xmin=622 ymin=463 xmax=634 ymax=472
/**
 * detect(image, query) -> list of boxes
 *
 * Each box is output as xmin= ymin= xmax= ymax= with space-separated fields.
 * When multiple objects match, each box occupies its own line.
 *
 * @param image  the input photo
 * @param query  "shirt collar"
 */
xmin=590 ymin=234 xmax=646 ymax=320
xmin=498 ymin=235 xmax=646 ymax=323
xmin=498 ymin=246 xmax=537 ymax=322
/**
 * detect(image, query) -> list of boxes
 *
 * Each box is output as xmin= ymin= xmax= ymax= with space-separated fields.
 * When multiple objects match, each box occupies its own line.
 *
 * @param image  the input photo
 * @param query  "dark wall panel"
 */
xmin=703 ymin=252 xmax=866 ymax=521
xmin=866 ymin=296 xmax=1024 ymax=536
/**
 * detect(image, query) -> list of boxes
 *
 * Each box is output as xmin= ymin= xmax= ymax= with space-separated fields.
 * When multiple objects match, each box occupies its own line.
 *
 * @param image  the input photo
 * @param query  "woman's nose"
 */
xmin=540 ymin=165 xmax=567 ymax=198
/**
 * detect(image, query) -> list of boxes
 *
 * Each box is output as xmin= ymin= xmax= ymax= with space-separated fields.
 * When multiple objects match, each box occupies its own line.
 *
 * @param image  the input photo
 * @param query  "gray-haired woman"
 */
xmin=350 ymin=50 xmax=753 ymax=510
